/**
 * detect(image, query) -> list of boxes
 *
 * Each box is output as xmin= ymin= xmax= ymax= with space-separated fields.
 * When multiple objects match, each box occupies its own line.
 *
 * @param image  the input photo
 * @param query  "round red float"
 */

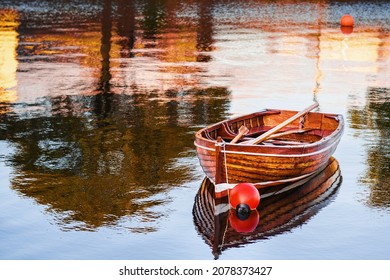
xmin=340 ymin=14 xmax=354 ymax=27
xmin=340 ymin=26 xmax=354 ymax=35
xmin=229 ymin=182 xmax=260 ymax=210
xmin=229 ymin=209 xmax=259 ymax=233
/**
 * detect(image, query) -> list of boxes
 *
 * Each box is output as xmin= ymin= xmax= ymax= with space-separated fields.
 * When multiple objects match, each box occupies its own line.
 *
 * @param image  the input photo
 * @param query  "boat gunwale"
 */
xmin=194 ymin=109 xmax=344 ymax=153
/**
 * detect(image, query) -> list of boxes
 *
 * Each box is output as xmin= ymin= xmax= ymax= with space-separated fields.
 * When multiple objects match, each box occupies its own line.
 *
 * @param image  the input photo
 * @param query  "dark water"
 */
xmin=0 ymin=0 xmax=389 ymax=259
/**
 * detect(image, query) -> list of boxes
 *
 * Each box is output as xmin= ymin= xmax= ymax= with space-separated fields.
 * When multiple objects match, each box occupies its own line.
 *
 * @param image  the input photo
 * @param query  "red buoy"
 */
xmin=229 ymin=182 xmax=260 ymax=210
xmin=229 ymin=209 xmax=259 ymax=233
xmin=340 ymin=14 xmax=354 ymax=27
xmin=340 ymin=26 xmax=354 ymax=35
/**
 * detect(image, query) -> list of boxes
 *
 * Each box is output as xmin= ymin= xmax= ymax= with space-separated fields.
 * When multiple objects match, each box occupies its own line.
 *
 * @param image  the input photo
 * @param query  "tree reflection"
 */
xmin=99 ymin=0 xmax=112 ymax=94
xmin=0 ymin=0 xmax=231 ymax=231
xmin=1 ymin=87 xmax=230 ymax=231
xmin=349 ymin=87 xmax=390 ymax=208
xmin=141 ymin=0 xmax=167 ymax=43
xmin=196 ymin=0 xmax=215 ymax=62
xmin=117 ymin=0 xmax=136 ymax=57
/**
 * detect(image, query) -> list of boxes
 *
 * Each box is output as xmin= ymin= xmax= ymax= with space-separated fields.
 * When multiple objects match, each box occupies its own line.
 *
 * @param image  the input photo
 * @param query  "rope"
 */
xmin=299 ymin=114 xmax=306 ymax=129
xmin=215 ymin=139 xmax=232 ymax=252
xmin=215 ymin=140 xmax=229 ymax=184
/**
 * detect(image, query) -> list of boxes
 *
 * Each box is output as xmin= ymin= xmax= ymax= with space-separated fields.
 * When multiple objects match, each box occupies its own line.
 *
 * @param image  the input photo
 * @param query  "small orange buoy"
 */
xmin=340 ymin=14 xmax=354 ymax=27
xmin=229 ymin=182 xmax=260 ymax=210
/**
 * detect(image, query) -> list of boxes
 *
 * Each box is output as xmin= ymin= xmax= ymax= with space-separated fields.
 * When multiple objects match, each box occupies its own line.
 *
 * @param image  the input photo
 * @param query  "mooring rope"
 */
xmin=215 ymin=139 xmax=231 ymax=253
xmin=216 ymin=139 xmax=229 ymax=184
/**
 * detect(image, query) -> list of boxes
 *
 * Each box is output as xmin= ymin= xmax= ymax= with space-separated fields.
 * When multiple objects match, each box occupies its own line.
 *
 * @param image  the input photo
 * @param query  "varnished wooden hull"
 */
xmin=194 ymin=108 xmax=344 ymax=196
xmin=192 ymin=157 xmax=342 ymax=259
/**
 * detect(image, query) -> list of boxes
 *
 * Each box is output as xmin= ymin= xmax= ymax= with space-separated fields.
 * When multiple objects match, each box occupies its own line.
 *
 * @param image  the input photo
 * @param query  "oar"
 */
xmin=245 ymin=102 xmax=319 ymax=145
xmin=230 ymin=125 xmax=249 ymax=144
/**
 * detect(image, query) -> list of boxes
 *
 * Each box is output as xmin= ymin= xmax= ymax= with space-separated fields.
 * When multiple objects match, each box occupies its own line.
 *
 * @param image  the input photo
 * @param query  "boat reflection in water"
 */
xmin=193 ymin=157 xmax=342 ymax=259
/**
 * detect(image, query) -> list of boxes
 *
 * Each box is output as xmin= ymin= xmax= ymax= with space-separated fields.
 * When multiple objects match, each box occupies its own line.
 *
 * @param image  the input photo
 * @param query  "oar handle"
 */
xmin=248 ymin=102 xmax=319 ymax=145
xmin=231 ymin=125 xmax=249 ymax=144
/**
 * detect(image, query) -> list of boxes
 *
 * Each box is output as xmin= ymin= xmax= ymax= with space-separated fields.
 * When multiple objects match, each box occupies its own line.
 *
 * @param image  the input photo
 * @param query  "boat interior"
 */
xmin=201 ymin=109 xmax=342 ymax=146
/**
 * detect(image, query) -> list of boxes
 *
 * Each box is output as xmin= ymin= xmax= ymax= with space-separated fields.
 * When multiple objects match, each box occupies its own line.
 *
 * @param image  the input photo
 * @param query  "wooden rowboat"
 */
xmin=192 ymin=157 xmax=342 ymax=259
xmin=194 ymin=103 xmax=344 ymax=198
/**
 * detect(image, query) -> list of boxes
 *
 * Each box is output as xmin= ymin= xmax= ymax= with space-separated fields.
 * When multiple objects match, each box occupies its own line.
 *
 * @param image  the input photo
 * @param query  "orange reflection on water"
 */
xmin=319 ymin=28 xmax=390 ymax=72
xmin=0 ymin=9 xmax=19 ymax=103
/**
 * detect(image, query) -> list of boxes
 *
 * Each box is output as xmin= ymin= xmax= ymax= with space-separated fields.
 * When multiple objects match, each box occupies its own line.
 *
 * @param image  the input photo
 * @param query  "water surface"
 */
xmin=0 ymin=0 xmax=389 ymax=259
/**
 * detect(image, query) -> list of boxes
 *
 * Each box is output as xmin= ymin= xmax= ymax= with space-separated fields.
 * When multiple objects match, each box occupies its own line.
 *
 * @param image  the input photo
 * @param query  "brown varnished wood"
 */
xmin=195 ymin=107 xmax=344 ymax=186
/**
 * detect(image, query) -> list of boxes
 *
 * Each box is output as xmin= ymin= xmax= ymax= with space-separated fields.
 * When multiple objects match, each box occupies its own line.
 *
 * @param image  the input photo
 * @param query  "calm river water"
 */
xmin=0 ymin=0 xmax=389 ymax=260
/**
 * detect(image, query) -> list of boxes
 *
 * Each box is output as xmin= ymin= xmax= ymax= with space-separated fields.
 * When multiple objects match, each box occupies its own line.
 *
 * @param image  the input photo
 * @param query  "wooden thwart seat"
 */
xmin=235 ymin=127 xmax=314 ymax=144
